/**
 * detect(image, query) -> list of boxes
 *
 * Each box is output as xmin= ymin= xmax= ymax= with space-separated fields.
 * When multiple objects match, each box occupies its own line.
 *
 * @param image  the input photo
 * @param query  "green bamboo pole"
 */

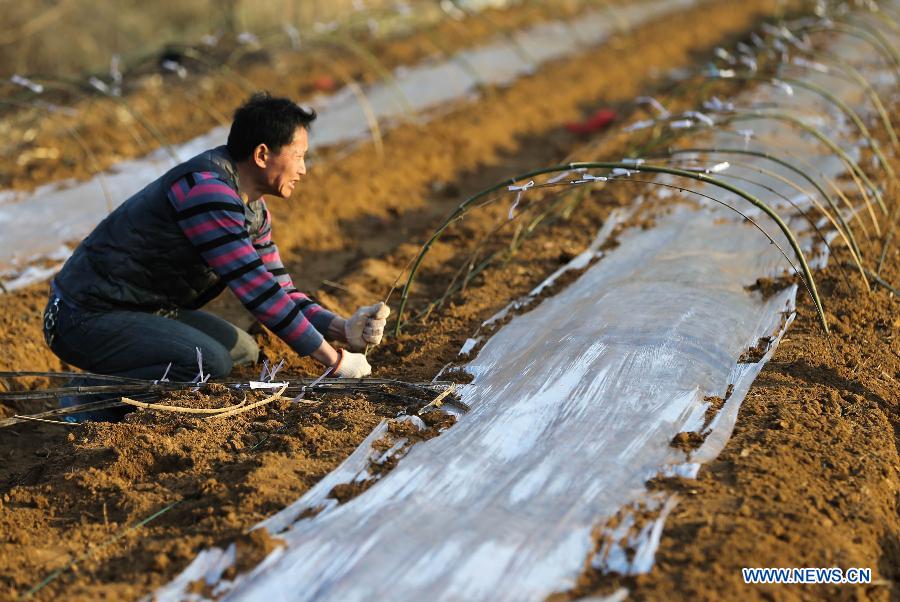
xmin=394 ymin=162 xmax=830 ymax=336
xmin=726 ymin=111 xmax=886 ymax=215
xmin=675 ymin=163 xmax=845 ymax=278
xmin=707 ymin=73 xmax=895 ymax=179
xmin=687 ymin=155 xmax=868 ymax=290
xmin=794 ymin=21 xmax=900 ymax=79
xmin=413 ymin=175 xmax=807 ymax=324
xmin=800 ymin=50 xmax=900 ymax=148
xmin=714 ymin=130 xmax=876 ymax=238
xmin=660 ymin=147 xmax=866 ymax=260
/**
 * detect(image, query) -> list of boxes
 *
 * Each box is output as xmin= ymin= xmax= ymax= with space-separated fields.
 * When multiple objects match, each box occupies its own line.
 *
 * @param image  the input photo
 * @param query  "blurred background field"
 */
xmin=0 ymin=0 xmax=588 ymax=193
xmin=0 ymin=0 xmax=487 ymax=79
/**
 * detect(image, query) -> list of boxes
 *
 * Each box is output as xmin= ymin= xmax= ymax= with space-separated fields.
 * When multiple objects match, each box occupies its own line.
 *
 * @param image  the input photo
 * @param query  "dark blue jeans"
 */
xmin=43 ymin=291 xmax=259 ymax=420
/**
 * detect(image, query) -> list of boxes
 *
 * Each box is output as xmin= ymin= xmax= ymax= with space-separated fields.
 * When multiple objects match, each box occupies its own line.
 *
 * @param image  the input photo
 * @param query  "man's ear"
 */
xmin=252 ymin=143 xmax=269 ymax=168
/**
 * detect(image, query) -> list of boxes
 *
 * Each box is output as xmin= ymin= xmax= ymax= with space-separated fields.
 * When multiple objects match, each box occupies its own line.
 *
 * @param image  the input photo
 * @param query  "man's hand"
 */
xmin=344 ymin=302 xmax=391 ymax=351
xmin=332 ymin=349 xmax=371 ymax=378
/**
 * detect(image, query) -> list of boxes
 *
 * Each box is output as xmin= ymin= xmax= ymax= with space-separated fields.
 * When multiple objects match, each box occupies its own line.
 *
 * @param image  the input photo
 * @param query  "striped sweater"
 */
xmin=168 ymin=172 xmax=335 ymax=356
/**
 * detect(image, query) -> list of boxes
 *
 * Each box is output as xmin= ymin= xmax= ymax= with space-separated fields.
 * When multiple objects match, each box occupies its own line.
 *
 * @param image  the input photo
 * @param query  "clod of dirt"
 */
xmin=745 ymin=276 xmax=794 ymax=299
xmin=230 ymin=528 xmax=286 ymax=576
xmin=419 ymin=410 xmax=457 ymax=431
xmin=441 ymin=368 xmax=475 ymax=384
xmin=702 ymin=395 xmax=726 ymax=429
xmin=328 ymin=480 xmax=375 ymax=504
xmin=738 ymin=336 xmax=772 ymax=363
xmin=670 ymin=431 xmax=705 ymax=453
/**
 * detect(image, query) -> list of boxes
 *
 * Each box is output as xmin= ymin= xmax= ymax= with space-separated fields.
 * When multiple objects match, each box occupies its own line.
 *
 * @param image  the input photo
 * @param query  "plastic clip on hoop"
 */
xmin=507 ymin=180 xmax=535 ymax=220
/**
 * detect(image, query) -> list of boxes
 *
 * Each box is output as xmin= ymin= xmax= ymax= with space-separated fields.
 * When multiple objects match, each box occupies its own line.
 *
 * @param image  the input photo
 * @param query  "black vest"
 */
xmin=54 ymin=146 xmax=266 ymax=311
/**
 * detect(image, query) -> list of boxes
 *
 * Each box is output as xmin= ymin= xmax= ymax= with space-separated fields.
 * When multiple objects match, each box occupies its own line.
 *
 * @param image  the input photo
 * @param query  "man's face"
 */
xmin=261 ymin=126 xmax=308 ymax=198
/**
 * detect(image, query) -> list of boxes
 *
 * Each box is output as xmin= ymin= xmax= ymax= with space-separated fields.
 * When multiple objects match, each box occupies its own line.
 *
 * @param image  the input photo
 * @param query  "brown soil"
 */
xmin=556 ymin=166 xmax=900 ymax=600
xmin=0 ymin=0 xmax=854 ymax=599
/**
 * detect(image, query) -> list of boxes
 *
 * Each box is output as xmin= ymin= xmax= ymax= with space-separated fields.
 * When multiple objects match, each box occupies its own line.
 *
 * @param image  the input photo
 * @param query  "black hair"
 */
xmin=226 ymin=92 xmax=316 ymax=161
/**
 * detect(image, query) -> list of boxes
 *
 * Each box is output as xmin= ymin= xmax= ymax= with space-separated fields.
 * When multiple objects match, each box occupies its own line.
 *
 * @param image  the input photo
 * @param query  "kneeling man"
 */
xmin=43 ymin=93 xmax=386 ymax=416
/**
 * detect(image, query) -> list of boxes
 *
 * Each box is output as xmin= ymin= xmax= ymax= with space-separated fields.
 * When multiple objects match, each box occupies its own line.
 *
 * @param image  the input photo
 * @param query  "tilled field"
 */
xmin=1 ymin=0 xmax=898 ymax=600
xmin=556 ymin=211 xmax=900 ymax=601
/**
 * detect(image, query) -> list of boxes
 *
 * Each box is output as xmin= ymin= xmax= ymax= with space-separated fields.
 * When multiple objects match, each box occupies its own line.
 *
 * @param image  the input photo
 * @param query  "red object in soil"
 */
xmin=564 ymin=108 xmax=617 ymax=135
xmin=313 ymin=75 xmax=338 ymax=92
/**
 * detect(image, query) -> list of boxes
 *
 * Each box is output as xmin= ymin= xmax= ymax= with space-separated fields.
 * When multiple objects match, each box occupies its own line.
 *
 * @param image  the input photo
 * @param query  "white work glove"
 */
xmin=332 ymin=349 xmax=372 ymax=378
xmin=344 ymin=302 xmax=391 ymax=351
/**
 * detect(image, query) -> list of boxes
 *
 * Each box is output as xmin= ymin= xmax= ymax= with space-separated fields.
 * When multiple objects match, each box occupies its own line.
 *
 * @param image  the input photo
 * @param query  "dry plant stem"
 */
xmin=105 ymin=96 xmax=181 ymax=164
xmin=421 ymin=28 xmax=490 ymax=93
xmin=30 ymin=75 xmax=178 ymax=164
xmin=415 ymin=173 xmax=816 ymax=336
xmin=175 ymin=47 xmax=259 ymax=95
xmin=460 ymin=198 xmax=538 ymax=287
xmin=0 ymin=396 xmax=153 ymax=428
xmin=381 ymin=213 xmax=468 ymax=305
xmin=865 ymin=269 xmax=900 ymax=295
xmin=596 ymin=2 xmax=632 ymax=33
xmin=396 ymin=162 xmax=830 ymax=336
xmin=0 ymin=370 xmax=164 ymax=383
xmin=431 ymin=188 xmax=570 ymax=316
xmin=877 ymin=224 xmax=894 ymax=275
xmin=325 ymin=33 xmax=417 ymax=120
xmin=0 ymin=371 xmax=444 ymax=390
xmin=276 ymin=395 xmax=321 ymax=406
xmin=0 ymin=0 xmax=74 ymax=45
xmin=527 ymin=0 xmax=589 ymax=47
xmin=827 ymin=156 xmax=882 ymax=236
xmin=121 ymin=395 xmax=248 ymax=415
xmin=418 ymin=382 xmax=458 ymax=415
xmin=208 ymin=384 xmax=289 ymax=419
xmin=448 ymin=1 xmax=537 ymax=69
xmin=2 ymin=379 xmax=451 ymax=427
xmin=309 ymin=50 xmax=384 ymax=159
xmin=3 ymin=385 xmax=167 ymax=401
xmin=10 ymin=414 xmax=78 ymax=426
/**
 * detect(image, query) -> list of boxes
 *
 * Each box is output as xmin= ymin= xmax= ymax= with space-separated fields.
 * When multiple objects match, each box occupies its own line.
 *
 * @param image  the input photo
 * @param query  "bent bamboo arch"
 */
xmin=394 ymin=162 xmax=830 ymax=336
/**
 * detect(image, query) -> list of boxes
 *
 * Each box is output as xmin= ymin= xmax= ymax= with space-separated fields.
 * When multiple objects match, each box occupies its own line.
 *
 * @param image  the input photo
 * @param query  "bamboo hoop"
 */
xmin=395 ymin=162 xmax=831 ymax=336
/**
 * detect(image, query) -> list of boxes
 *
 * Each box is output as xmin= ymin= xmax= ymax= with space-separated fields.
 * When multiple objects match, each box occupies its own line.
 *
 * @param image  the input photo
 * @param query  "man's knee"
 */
xmin=231 ymin=330 xmax=259 ymax=367
xmin=204 ymin=345 xmax=234 ymax=378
